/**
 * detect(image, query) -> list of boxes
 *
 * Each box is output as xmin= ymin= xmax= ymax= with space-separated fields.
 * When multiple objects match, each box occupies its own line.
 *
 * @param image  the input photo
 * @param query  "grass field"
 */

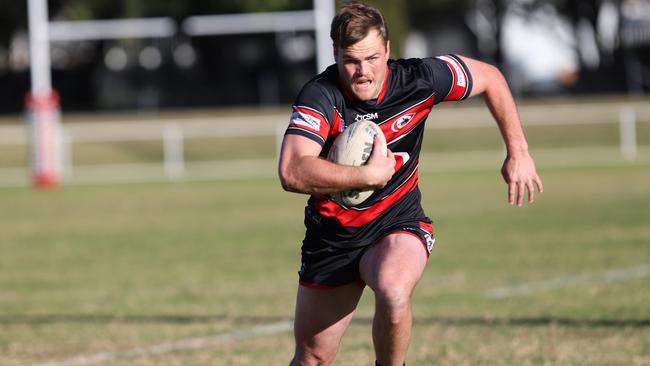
xmin=0 ymin=155 xmax=649 ymax=365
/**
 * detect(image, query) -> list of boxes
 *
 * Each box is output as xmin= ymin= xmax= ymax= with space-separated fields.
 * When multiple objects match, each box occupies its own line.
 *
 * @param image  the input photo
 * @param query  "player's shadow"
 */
xmin=0 ymin=314 xmax=648 ymax=328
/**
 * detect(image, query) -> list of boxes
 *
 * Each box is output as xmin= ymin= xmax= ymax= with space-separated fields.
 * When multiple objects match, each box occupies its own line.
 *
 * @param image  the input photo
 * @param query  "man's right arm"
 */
xmin=278 ymin=134 xmax=395 ymax=195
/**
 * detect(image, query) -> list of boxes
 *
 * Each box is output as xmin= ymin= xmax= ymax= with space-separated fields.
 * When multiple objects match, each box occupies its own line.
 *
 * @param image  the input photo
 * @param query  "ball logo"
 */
xmin=391 ymin=113 xmax=415 ymax=132
xmin=360 ymin=140 xmax=373 ymax=162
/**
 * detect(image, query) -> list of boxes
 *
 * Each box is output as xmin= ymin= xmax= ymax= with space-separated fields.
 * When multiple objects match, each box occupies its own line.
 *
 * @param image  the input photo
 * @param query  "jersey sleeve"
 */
xmin=286 ymin=81 xmax=334 ymax=147
xmin=423 ymin=54 xmax=473 ymax=104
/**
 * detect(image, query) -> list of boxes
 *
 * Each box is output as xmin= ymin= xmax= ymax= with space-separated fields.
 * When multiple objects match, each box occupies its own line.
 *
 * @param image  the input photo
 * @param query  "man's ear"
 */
xmin=333 ymin=45 xmax=338 ymax=59
xmin=386 ymin=40 xmax=391 ymax=57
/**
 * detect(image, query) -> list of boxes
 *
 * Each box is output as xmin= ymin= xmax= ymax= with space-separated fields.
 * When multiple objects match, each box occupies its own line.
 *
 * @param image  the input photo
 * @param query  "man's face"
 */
xmin=335 ymin=28 xmax=390 ymax=102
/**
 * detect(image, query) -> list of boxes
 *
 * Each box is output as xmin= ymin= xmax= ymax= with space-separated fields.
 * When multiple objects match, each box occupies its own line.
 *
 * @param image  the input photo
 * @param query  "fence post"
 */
xmin=619 ymin=106 xmax=637 ymax=161
xmin=62 ymin=129 xmax=73 ymax=178
xmin=276 ymin=122 xmax=286 ymax=163
xmin=163 ymin=123 xmax=184 ymax=180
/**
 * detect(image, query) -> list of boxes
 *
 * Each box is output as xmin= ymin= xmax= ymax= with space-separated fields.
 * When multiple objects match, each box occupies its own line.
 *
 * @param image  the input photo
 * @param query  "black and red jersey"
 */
xmin=286 ymin=54 xmax=473 ymax=229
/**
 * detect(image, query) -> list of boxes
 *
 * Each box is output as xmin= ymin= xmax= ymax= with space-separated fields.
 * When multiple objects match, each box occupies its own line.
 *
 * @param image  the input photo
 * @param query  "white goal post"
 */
xmin=27 ymin=0 xmax=62 ymax=188
xmin=26 ymin=1 xmax=336 ymax=188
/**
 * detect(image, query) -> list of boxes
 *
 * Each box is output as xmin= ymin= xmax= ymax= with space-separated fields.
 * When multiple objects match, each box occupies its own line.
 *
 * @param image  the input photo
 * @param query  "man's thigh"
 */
xmin=359 ymin=232 xmax=429 ymax=294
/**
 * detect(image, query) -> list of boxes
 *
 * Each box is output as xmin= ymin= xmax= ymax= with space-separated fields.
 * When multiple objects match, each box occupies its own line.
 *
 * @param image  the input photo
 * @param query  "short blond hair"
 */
xmin=330 ymin=2 xmax=389 ymax=49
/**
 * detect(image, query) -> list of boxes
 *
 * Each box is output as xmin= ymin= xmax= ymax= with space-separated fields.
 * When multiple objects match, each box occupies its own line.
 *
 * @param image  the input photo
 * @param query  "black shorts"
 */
xmin=298 ymin=189 xmax=435 ymax=288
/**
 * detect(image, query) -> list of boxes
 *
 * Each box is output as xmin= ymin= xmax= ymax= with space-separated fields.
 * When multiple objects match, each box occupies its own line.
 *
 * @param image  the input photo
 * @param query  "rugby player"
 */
xmin=278 ymin=2 xmax=543 ymax=365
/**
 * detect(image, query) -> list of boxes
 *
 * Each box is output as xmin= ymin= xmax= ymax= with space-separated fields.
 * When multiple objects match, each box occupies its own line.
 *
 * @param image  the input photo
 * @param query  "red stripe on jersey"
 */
xmin=380 ymin=94 xmax=435 ymax=144
xmin=393 ymin=152 xmax=409 ymax=172
xmin=376 ymin=66 xmax=390 ymax=105
xmin=290 ymin=106 xmax=329 ymax=142
xmin=329 ymin=107 xmax=345 ymax=140
xmin=436 ymin=55 xmax=470 ymax=101
xmin=315 ymin=166 xmax=419 ymax=227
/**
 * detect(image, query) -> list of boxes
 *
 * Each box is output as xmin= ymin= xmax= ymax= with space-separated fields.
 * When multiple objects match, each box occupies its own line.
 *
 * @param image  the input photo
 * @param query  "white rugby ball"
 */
xmin=327 ymin=119 xmax=387 ymax=206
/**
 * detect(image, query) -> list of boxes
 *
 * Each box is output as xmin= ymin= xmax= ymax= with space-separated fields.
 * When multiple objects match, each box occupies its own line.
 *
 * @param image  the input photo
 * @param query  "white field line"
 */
xmin=485 ymin=264 xmax=650 ymax=299
xmin=31 ymin=320 xmax=293 ymax=366
xmin=24 ymin=266 xmax=650 ymax=365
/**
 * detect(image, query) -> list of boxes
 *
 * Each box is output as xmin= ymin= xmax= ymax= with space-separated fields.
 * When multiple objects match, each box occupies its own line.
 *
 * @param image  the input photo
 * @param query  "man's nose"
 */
xmin=356 ymin=61 xmax=368 ymax=75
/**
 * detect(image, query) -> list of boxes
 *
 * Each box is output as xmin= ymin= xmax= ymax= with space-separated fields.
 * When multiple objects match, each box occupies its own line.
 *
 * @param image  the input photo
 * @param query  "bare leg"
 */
xmin=359 ymin=233 xmax=428 ymax=366
xmin=290 ymin=283 xmax=365 ymax=365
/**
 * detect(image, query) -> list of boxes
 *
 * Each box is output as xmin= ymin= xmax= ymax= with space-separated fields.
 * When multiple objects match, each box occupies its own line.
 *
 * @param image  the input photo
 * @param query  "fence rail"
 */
xmin=0 ymin=98 xmax=648 ymax=187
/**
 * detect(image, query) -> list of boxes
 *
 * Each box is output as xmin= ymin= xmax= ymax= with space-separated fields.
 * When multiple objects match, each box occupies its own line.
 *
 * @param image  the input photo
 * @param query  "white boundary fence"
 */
xmin=0 ymin=99 xmax=648 ymax=187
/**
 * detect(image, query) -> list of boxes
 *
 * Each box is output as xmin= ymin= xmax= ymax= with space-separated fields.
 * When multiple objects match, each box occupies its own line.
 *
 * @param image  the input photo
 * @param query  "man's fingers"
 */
xmin=509 ymin=176 xmax=543 ymax=207
xmin=516 ymin=181 xmax=525 ymax=207
xmin=508 ymin=182 xmax=516 ymax=205
xmin=534 ymin=175 xmax=544 ymax=193
xmin=526 ymin=181 xmax=535 ymax=203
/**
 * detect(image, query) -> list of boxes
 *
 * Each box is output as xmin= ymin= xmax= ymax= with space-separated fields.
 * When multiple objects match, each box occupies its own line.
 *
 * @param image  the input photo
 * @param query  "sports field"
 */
xmin=1 ymin=103 xmax=650 ymax=365
xmin=1 ymin=164 xmax=649 ymax=365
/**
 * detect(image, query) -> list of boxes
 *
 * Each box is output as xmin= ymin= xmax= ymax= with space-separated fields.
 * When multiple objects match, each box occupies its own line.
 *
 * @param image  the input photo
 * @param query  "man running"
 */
xmin=279 ymin=3 xmax=543 ymax=365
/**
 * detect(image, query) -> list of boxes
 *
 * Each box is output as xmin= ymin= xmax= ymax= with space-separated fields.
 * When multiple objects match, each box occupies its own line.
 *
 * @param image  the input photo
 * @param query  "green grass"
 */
xmin=0 ymin=162 xmax=649 ymax=365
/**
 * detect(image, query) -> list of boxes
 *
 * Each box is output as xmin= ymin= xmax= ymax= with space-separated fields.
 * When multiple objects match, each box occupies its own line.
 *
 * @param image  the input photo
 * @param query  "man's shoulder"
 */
xmin=387 ymin=58 xmax=440 ymax=86
xmin=389 ymin=57 xmax=443 ymax=72
xmin=301 ymin=65 xmax=340 ymax=96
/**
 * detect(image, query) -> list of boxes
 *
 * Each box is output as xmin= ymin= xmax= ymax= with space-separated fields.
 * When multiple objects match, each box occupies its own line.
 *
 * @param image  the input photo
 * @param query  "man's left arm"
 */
xmin=458 ymin=55 xmax=544 ymax=207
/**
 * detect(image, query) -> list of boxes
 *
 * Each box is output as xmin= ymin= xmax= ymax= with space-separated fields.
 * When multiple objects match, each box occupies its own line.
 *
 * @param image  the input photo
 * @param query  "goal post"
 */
xmin=24 ymin=0 xmax=336 ymax=188
xmin=27 ymin=0 xmax=62 ymax=188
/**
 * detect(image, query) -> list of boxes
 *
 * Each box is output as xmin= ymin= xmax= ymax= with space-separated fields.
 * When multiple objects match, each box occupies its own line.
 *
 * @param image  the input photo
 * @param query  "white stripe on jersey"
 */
xmin=286 ymin=126 xmax=326 ymax=144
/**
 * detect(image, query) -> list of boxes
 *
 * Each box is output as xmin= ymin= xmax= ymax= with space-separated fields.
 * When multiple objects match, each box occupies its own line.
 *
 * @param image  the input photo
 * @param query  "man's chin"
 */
xmin=351 ymin=88 xmax=376 ymax=102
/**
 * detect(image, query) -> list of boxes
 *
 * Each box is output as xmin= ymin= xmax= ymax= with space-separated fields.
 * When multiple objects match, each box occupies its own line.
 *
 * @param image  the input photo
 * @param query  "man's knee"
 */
xmin=374 ymin=284 xmax=412 ymax=322
xmin=292 ymin=344 xmax=337 ymax=366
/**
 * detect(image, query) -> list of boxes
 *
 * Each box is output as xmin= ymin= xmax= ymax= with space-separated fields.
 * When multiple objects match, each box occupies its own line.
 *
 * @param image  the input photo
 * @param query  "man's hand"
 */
xmin=361 ymin=136 xmax=396 ymax=189
xmin=501 ymin=152 xmax=544 ymax=207
xmin=458 ymin=55 xmax=543 ymax=207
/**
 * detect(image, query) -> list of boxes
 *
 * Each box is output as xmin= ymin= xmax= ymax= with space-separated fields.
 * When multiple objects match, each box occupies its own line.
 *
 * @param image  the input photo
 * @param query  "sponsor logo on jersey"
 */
xmin=391 ymin=113 xmax=415 ymax=132
xmin=355 ymin=112 xmax=378 ymax=122
xmin=437 ymin=55 xmax=466 ymax=88
xmin=290 ymin=111 xmax=321 ymax=130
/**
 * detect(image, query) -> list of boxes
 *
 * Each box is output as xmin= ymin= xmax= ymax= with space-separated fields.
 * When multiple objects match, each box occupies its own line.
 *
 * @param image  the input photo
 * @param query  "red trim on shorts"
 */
xmin=419 ymin=221 xmax=433 ymax=235
xmin=299 ymin=279 xmax=366 ymax=289
xmin=299 ymin=280 xmax=336 ymax=289
xmin=379 ymin=230 xmax=431 ymax=258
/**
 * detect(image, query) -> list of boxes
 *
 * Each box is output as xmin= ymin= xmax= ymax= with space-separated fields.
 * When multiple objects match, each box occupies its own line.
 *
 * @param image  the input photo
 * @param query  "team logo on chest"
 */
xmin=355 ymin=112 xmax=378 ymax=122
xmin=391 ymin=113 xmax=415 ymax=132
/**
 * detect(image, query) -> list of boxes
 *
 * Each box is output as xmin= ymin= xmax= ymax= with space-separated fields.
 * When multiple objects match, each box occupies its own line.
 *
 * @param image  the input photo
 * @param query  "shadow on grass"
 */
xmin=0 ymin=314 xmax=648 ymax=328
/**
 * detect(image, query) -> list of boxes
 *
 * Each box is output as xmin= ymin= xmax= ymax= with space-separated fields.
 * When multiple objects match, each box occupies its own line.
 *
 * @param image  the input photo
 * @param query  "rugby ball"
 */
xmin=327 ymin=120 xmax=387 ymax=206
